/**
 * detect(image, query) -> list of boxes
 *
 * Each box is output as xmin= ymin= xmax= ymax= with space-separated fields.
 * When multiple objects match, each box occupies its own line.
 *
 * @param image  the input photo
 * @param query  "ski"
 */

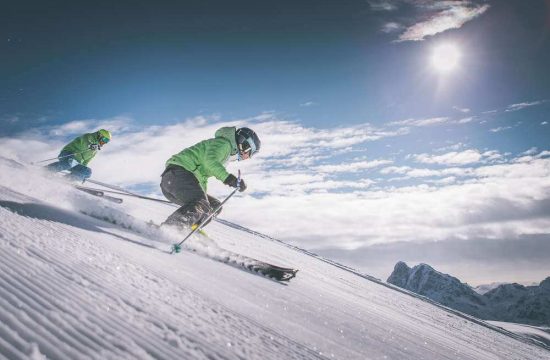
xmin=86 ymin=178 xmax=177 ymax=206
xmin=239 ymin=260 xmax=298 ymax=282
xmin=171 ymin=230 xmax=298 ymax=282
xmin=74 ymin=185 xmax=124 ymax=204
xmin=191 ymin=247 xmax=298 ymax=282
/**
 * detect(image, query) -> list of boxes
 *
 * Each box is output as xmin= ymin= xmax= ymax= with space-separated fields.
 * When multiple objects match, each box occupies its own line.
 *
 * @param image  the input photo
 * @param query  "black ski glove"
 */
xmin=224 ymin=174 xmax=247 ymax=192
xmin=88 ymin=143 xmax=100 ymax=151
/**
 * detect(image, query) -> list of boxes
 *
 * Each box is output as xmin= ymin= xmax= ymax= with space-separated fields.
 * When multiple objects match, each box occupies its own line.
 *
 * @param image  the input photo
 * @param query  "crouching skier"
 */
xmin=45 ymin=129 xmax=112 ymax=181
xmin=160 ymin=126 xmax=260 ymax=232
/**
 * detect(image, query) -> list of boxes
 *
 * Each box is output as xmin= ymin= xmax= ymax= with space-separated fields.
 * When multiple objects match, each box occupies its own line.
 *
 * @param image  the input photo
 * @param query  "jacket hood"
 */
xmin=215 ymin=126 xmax=238 ymax=155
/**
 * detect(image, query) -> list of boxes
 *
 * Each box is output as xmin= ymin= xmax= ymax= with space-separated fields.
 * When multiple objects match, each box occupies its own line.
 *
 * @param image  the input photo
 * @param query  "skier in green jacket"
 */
xmin=46 ymin=129 xmax=112 ymax=181
xmin=160 ymin=126 xmax=260 ymax=230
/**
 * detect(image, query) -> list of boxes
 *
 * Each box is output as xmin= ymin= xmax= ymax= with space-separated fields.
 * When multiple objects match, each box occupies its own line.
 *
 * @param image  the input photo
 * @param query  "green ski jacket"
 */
xmin=165 ymin=127 xmax=238 ymax=192
xmin=61 ymin=133 xmax=99 ymax=166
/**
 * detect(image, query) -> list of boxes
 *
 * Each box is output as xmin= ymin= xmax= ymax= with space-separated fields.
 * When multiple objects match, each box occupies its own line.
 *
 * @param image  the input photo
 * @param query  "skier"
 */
xmin=45 ymin=129 xmax=112 ymax=181
xmin=160 ymin=126 xmax=260 ymax=230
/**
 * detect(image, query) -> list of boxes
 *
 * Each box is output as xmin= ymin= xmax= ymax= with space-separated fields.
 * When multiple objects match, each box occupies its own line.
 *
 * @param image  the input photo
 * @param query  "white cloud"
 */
xmin=522 ymin=147 xmax=539 ymax=156
xmin=47 ymin=116 xmax=133 ymax=137
xmin=368 ymin=1 xmax=398 ymax=11
xmin=542 ymin=121 xmax=548 ymax=125
xmin=313 ymin=159 xmax=393 ymax=173
xmin=453 ymin=106 xmax=471 ymax=113
xmin=412 ymin=149 xmax=485 ymax=165
xmin=505 ymin=100 xmax=547 ymax=112
xmin=236 ymin=155 xmax=550 ymax=248
xmin=481 ymin=150 xmax=503 ymax=162
xmin=397 ymin=2 xmax=490 ymax=42
xmin=379 ymin=166 xmax=412 ymax=175
xmin=299 ymin=101 xmax=317 ymax=107
xmin=429 ymin=176 xmax=457 ymax=185
xmin=2 ymin=115 xmax=20 ymax=124
xmin=388 ymin=117 xmax=449 ymax=127
xmin=406 ymin=168 xmax=442 ymax=177
xmin=381 ymin=22 xmax=403 ymax=33
xmin=435 ymin=142 xmax=466 ymax=152
xmin=490 ymin=126 xmax=512 ymax=133
xmin=457 ymin=117 xmax=474 ymax=124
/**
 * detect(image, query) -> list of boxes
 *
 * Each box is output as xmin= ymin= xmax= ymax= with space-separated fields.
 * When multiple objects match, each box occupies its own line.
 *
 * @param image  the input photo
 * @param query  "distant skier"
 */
xmin=45 ymin=129 xmax=112 ymax=181
xmin=160 ymin=126 xmax=260 ymax=230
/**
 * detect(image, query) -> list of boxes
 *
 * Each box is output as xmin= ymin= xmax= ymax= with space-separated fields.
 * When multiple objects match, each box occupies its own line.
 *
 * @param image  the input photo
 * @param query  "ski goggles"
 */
xmin=99 ymin=136 xmax=110 ymax=145
xmin=239 ymin=137 xmax=258 ymax=157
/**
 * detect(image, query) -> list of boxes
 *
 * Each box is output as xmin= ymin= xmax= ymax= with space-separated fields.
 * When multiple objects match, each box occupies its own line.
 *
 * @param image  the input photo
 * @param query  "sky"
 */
xmin=1 ymin=0 xmax=550 ymax=285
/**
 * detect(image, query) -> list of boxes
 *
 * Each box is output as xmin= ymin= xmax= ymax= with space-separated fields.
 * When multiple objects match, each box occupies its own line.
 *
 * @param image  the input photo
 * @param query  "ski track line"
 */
xmin=0 ymin=246 xmax=174 ymax=359
xmin=0 ymin=204 xmax=326 ymax=360
xmin=4 ymin=207 xmax=209 ymax=355
xmin=1 ymin=245 xmax=149 ymax=357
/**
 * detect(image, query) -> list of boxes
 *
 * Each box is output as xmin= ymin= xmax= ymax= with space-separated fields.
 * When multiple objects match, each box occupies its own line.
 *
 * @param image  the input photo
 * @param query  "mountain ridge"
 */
xmin=388 ymin=261 xmax=550 ymax=326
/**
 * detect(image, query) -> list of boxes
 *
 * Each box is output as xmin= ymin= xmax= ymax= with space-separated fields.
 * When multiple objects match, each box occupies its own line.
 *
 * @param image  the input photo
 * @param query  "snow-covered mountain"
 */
xmin=474 ymin=282 xmax=509 ymax=295
xmin=474 ymin=282 xmax=539 ymax=295
xmin=1 ymin=157 xmax=549 ymax=359
xmin=485 ymin=278 xmax=550 ymax=325
xmin=387 ymin=261 xmax=489 ymax=318
xmin=387 ymin=262 xmax=550 ymax=327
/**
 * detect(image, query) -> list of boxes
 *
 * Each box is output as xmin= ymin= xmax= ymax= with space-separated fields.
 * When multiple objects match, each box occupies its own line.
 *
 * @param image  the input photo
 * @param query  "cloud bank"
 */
xmin=1 ymin=113 xmax=549 ymax=284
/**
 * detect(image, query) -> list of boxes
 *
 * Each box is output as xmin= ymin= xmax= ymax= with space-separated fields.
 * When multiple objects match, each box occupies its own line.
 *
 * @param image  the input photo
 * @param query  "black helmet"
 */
xmin=236 ymin=127 xmax=261 ymax=157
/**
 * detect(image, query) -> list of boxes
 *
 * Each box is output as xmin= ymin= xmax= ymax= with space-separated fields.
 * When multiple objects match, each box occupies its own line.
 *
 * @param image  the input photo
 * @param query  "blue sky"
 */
xmin=1 ymin=0 xmax=550 ymax=284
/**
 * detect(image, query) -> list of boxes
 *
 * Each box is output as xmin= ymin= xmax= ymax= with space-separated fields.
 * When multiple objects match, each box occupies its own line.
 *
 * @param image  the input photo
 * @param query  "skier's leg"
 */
xmin=207 ymin=195 xmax=222 ymax=216
xmin=160 ymin=166 xmax=212 ymax=228
xmin=67 ymin=165 xmax=92 ymax=181
xmin=45 ymin=161 xmax=68 ymax=172
xmin=192 ymin=194 xmax=222 ymax=227
xmin=45 ymin=151 xmax=75 ymax=173
xmin=164 ymin=199 xmax=211 ymax=228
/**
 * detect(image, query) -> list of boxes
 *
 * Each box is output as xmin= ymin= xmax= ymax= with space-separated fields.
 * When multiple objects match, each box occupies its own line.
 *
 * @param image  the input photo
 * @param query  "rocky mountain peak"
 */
xmin=387 ymin=261 xmax=550 ymax=326
xmin=540 ymin=277 xmax=550 ymax=291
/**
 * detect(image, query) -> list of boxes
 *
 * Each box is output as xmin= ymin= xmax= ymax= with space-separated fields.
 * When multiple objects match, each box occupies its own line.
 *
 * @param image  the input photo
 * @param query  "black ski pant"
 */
xmin=160 ymin=165 xmax=222 ymax=228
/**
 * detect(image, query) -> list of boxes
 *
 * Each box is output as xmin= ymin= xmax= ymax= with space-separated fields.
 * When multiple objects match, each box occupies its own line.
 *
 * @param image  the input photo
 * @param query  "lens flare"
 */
xmin=431 ymin=44 xmax=461 ymax=73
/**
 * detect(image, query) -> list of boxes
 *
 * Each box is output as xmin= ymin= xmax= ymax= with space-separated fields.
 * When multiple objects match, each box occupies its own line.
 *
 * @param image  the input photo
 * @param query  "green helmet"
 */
xmin=97 ymin=129 xmax=112 ymax=144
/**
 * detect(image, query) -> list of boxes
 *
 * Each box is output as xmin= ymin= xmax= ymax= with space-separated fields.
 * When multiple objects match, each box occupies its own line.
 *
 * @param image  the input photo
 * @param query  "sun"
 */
xmin=431 ymin=43 xmax=461 ymax=73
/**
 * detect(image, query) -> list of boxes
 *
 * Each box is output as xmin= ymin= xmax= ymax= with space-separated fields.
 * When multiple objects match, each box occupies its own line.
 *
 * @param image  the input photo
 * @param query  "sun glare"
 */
xmin=431 ymin=43 xmax=461 ymax=73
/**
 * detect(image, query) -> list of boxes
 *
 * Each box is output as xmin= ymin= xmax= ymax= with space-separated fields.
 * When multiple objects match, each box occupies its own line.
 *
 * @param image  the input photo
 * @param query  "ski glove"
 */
xmin=88 ymin=143 xmax=100 ymax=151
xmin=224 ymin=174 xmax=247 ymax=192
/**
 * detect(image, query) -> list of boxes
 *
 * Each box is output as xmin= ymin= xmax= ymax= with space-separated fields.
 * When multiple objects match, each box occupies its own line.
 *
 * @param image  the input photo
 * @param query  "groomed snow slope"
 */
xmin=0 ymin=158 xmax=548 ymax=360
